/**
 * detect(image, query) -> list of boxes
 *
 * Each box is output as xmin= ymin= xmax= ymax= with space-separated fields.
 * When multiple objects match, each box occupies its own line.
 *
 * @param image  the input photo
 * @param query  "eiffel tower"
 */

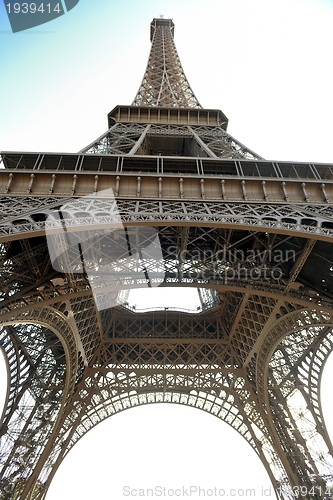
xmin=1 ymin=17 xmax=333 ymax=500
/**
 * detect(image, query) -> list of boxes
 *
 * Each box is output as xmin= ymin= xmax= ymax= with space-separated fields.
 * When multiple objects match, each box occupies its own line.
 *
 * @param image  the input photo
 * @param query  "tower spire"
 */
xmin=132 ymin=18 xmax=201 ymax=108
xmin=81 ymin=18 xmax=261 ymax=159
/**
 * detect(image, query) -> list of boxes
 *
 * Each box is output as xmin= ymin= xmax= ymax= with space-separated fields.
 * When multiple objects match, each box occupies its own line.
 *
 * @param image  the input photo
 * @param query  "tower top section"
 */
xmin=150 ymin=18 xmax=174 ymax=41
xmin=132 ymin=18 xmax=202 ymax=109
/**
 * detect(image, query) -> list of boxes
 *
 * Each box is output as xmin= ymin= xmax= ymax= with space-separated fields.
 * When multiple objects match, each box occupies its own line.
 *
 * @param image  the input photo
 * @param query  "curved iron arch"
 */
xmin=256 ymin=309 xmax=333 ymax=493
xmin=0 ymin=308 xmax=79 ymax=500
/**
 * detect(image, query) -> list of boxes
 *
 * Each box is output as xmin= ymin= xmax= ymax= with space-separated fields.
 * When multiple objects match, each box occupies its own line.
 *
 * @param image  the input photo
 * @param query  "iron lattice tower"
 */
xmin=1 ymin=18 xmax=333 ymax=500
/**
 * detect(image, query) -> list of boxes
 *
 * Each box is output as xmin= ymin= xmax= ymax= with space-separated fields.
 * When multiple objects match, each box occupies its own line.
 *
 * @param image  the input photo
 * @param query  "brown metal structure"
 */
xmin=1 ymin=17 xmax=333 ymax=500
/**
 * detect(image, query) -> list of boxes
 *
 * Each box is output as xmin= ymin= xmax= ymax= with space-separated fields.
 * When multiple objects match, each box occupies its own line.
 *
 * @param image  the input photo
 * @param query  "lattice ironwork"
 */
xmin=132 ymin=18 xmax=201 ymax=108
xmin=0 ymin=17 xmax=333 ymax=500
xmin=80 ymin=123 xmax=262 ymax=160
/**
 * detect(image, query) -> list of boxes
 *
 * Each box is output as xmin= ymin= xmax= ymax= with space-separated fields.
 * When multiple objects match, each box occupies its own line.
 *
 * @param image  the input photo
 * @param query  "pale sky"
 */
xmin=1 ymin=0 xmax=333 ymax=498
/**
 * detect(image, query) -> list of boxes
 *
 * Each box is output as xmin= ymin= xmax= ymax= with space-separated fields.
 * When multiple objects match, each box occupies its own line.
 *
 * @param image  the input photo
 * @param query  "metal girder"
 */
xmin=284 ymin=239 xmax=317 ymax=292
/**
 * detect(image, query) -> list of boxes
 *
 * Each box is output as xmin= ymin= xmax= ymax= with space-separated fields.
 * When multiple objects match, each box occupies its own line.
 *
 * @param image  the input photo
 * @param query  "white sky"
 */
xmin=1 ymin=0 xmax=333 ymax=498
